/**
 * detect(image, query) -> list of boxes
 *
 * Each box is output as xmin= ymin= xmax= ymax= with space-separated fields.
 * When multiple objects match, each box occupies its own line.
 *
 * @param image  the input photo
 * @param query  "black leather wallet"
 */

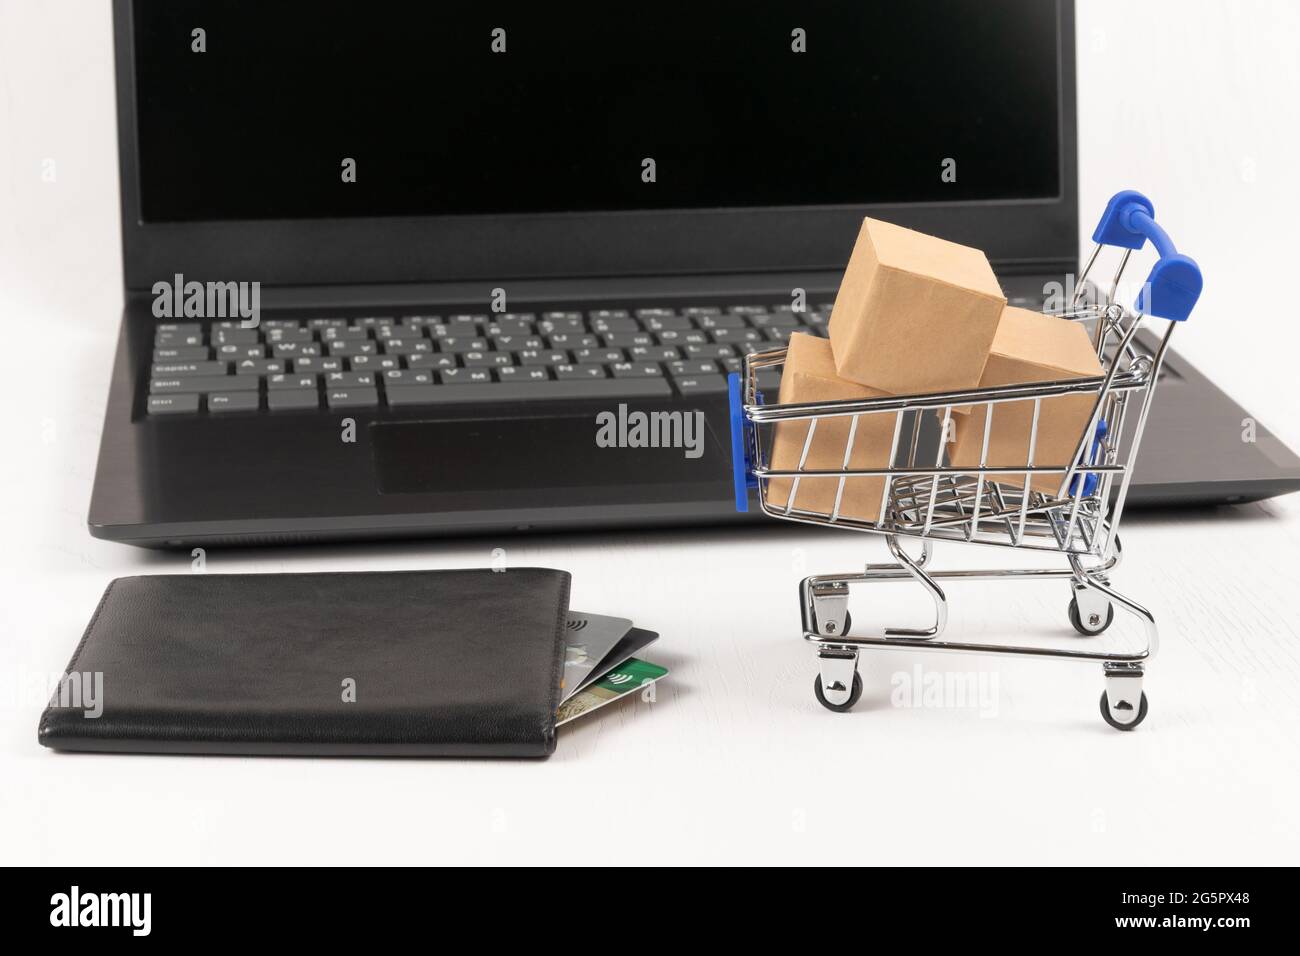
xmin=38 ymin=567 xmax=572 ymax=757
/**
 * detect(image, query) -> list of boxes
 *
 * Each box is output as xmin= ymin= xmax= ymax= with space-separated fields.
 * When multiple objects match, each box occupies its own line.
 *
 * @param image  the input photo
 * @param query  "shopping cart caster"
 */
xmin=814 ymin=653 xmax=862 ymax=712
xmin=1069 ymin=590 xmax=1114 ymax=635
xmin=1100 ymin=663 xmax=1147 ymax=730
xmin=1099 ymin=690 xmax=1148 ymax=731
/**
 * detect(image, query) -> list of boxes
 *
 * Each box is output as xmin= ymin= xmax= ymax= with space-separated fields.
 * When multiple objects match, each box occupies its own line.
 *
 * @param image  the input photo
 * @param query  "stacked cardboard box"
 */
xmin=947 ymin=306 xmax=1103 ymax=495
xmin=768 ymin=218 xmax=1104 ymax=521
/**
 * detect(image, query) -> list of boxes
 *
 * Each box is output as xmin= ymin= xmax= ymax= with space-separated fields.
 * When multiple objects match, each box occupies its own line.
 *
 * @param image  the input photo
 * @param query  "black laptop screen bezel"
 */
xmin=113 ymin=0 xmax=1077 ymax=292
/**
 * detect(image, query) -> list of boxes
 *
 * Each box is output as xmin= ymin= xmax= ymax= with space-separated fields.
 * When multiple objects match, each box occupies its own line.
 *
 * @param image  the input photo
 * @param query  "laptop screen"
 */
xmin=133 ymin=1 xmax=1061 ymax=224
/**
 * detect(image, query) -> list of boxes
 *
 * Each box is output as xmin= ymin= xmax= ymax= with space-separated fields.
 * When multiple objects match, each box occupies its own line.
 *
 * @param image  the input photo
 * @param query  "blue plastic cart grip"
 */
xmin=727 ymin=372 xmax=752 ymax=512
xmin=1090 ymin=190 xmax=1202 ymax=322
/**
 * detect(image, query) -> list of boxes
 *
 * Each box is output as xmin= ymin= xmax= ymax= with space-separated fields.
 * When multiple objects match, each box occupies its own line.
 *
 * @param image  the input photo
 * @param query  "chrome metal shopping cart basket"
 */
xmin=727 ymin=190 xmax=1202 ymax=730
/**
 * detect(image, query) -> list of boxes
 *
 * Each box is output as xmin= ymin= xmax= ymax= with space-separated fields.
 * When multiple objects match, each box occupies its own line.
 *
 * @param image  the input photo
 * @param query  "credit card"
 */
xmin=556 ymin=658 xmax=668 ymax=727
xmin=573 ymin=626 xmax=659 ymax=696
xmin=562 ymin=611 xmax=634 ymax=703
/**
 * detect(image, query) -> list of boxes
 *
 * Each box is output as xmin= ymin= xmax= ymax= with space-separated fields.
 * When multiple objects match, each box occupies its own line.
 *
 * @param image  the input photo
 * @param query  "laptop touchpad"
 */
xmin=372 ymin=414 xmax=728 ymax=502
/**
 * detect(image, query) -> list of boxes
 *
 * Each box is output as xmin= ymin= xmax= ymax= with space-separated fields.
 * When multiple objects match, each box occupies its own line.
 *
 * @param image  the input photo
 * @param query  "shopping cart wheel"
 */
xmin=1068 ymin=595 xmax=1114 ymax=635
xmin=1099 ymin=690 xmax=1148 ymax=731
xmin=814 ymin=671 xmax=863 ymax=713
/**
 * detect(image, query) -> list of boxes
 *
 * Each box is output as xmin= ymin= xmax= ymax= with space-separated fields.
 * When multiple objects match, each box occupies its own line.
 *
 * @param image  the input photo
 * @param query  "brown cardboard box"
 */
xmin=947 ymin=307 xmax=1104 ymax=495
xmin=768 ymin=333 xmax=896 ymax=522
xmin=828 ymin=217 xmax=1006 ymax=394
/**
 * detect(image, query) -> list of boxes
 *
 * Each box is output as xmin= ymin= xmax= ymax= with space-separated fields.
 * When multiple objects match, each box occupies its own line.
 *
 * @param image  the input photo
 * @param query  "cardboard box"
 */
xmin=768 ymin=333 xmax=896 ymax=522
xmin=947 ymin=307 xmax=1104 ymax=495
xmin=828 ymin=217 xmax=1006 ymax=394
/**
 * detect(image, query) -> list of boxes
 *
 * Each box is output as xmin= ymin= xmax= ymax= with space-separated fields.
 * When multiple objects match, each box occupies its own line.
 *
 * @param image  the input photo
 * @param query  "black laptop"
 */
xmin=90 ymin=0 xmax=1300 ymax=547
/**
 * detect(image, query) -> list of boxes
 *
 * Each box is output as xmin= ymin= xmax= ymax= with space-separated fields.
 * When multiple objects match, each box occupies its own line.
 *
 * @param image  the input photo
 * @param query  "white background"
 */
xmin=1 ymin=0 xmax=1298 ymax=865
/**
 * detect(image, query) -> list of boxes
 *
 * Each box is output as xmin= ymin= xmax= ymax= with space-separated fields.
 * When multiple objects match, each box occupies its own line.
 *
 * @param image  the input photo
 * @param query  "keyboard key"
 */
xmin=268 ymin=389 xmax=320 ymax=411
xmin=234 ymin=359 xmax=286 ymax=375
xmin=155 ymin=322 xmax=201 ymax=334
xmin=518 ymin=349 xmax=569 ymax=367
xmin=671 ymin=374 xmax=729 ymax=396
xmin=710 ymin=328 xmax=765 ymax=345
xmin=748 ymin=313 xmax=801 ymax=328
xmin=589 ymin=309 xmax=630 ymax=321
xmin=554 ymin=364 xmax=607 ymax=381
xmin=571 ymin=348 xmax=625 ymax=364
xmin=376 ymin=324 xmax=426 ymax=340
xmin=150 ymin=361 xmax=228 ymax=377
xmin=610 ymin=363 xmax=664 ymax=379
xmin=221 ymin=343 xmax=270 ymax=359
xmin=496 ymin=366 xmax=551 ymax=383
xmin=406 ymin=353 xmax=458 ymax=371
xmin=324 ymin=371 xmax=375 ymax=388
xmin=151 ymin=375 xmax=254 ymax=394
xmin=384 ymin=385 xmax=442 ymax=406
xmin=380 ymin=338 xmax=433 ymax=355
xmin=155 ymin=332 xmax=204 ymax=347
xmin=325 ymin=387 xmax=379 ymax=408
xmin=153 ymin=346 xmax=211 ymax=361
xmin=147 ymin=394 xmax=199 ymax=415
xmin=684 ymin=344 xmax=737 ymax=359
xmin=538 ymin=317 xmax=585 ymax=334
xmin=601 ymin=332 xmax=654 ymax=348
xmin=541 ymin=311 xmax=583 ymax=323
xmin=486 ymin=334 xmax=543 ymax=352
xmin=728 ymin=305 xmax=769 ymax=315
xmin=320 ymin=326 xmax=370 ymax=341
xmin=267 ymin=374 xmax=317 ymax=390
xmin=348 ymin=354 xmax=402 ymax=373
xmin=669 ymin=360 xmax=719 ymax=376
xmin=326 ymin=340 xmax=377 ymax=357
xmin=681 ymin=306 xmax=722 ymax=317
xmin=440 ymin=368 xmax=493 ymax=385
xmin=653 ymin=329 xmax=707 ymax=346
xmin=207 ymin=392 xmax=261 ymax=413
xmin=641 ymin=315 xmax=694 ymax=331
xmin=462 ymin=351 xmax=513 ymax=368
xmin=592 ymin=320 xmax=641 ymax=335
xmin=696 ymin=313 xmax=749 ymax=329
xmin=436 ymin=337 xmax=489 ymax=353
xmin=264 ymin=328 xmax=313 ymax=344
xmin=628 ymin=346 xmax=681 ymax=362
xmin=545 ymin=333 xmax=598 ymax=349
xmin=212 ymin=328 xmax=259 ymax=344
xmin=635 ymin=308 xmax=677 ymax=319
xmin=385 ymin=377 xmax=672 ymax=405
xmin=382 ymin=369 xmax=434 ymax=386
xmin=293 ymin=356 xmax=344 ymax=374
xmin=484 ymin=319 xmax=535 ymax=335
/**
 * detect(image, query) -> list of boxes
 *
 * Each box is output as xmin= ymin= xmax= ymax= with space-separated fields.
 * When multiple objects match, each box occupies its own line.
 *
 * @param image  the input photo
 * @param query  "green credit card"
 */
xmin=555 ymin=658 xmax=668 ymax=727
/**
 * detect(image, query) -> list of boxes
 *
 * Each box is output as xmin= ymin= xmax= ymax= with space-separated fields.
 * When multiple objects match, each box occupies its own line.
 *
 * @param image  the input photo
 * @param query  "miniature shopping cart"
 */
xmin=728 ymin=191 xmax=1202 ymax=730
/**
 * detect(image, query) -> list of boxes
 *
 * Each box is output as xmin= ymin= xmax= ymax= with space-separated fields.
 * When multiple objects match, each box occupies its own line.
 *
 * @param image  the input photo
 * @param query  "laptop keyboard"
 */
xmin=146 ymin=303 xmax=830 ymax=415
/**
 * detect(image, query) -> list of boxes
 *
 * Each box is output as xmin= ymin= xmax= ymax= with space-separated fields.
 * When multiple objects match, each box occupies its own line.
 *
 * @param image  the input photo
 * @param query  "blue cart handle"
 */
xmin=727 ymin=372 xmax=757 ymax=512
xmin=1091 ymin=189 xmax=1202 ymax=322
